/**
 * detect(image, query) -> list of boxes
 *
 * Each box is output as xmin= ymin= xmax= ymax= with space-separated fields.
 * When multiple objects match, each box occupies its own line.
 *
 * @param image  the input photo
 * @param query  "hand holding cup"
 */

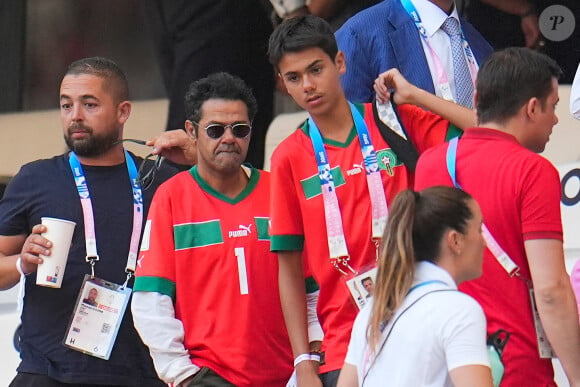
xmin=35 ymin=217 xmax=76 ymax=288
xmin=19 ymin=224 xmax=52 ymax=275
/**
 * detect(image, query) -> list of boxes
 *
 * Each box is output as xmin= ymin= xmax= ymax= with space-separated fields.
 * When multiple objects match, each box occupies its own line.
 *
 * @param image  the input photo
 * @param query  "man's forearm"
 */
xmin=411 ymin=88 xmax=476 ymax=129
xmin=526 ymin=239 xmax=580 ymax=385
xmin=0 ymin=255 xmax=23 ymax=290
xmin=536 ymin=280 xmax=580 ymax=384
xmin=131 ymin=292 xmax=199 ymax=385
xmin=0 ymin=234 xmax=29 ymax=290
xmin=278 ymin=250 xmax=322 ymax=386
xmin=278 ymin=250 xmax=310 ymax=356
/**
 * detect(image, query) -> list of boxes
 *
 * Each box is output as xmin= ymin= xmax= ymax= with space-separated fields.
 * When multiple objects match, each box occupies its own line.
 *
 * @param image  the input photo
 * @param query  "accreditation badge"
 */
xmin=345 ymin=266 xmax=378 ymax=310
xmin=64 ymin=274 xmax=131 ymax=360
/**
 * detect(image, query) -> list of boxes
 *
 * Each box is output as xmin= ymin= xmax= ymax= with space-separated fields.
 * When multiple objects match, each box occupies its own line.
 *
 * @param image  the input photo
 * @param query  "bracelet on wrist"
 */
xmin=293 ymin=352 xmax=322 ymax=367
xmin=309 ymin=353 xmax=321 ymax=363
xmin=16 ymin=257 xmax=30 ymax=276
xmin=294 ymin=353 xmax=312 ymax=367
xmin=294 ymin=352 xmax=320 ymax=368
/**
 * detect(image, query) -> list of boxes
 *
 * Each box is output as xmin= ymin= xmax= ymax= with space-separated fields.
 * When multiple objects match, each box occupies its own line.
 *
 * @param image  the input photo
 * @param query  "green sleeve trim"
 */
xmin=305 ymin=276 xmax=320 ymax=293
xmin=271 ymin=234 xmax=304 ymax=251
xmin=445 ymin=124 xmax=463 ymax=142
xmin=133 ymin=276 xmax=176 ymax=301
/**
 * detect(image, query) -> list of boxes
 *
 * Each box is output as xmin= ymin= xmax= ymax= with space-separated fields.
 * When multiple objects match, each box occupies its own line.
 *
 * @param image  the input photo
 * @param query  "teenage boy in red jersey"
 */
xmin=267 ymin=15 xmax=475 ymax=387
xmin=131 ymin=72 xmax=293 ymax=387
xmin=415 ymin=48 xmax=580 ymax=387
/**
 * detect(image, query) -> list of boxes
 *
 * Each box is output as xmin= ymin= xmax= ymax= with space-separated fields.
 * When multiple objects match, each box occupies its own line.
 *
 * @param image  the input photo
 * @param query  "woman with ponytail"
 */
xmin=338 ymin=186 xmax=492 ymax=387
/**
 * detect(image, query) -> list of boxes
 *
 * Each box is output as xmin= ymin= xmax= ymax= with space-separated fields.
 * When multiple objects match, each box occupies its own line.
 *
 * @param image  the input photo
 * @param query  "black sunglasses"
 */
xmin=114 ymin=139 xmax=164 ymax=190
xmin=192 ymin=121 xmax=252 ymax=140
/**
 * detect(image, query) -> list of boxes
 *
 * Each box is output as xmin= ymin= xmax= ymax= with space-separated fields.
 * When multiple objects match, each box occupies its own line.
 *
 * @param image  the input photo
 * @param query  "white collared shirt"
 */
xmin=411 ymin=0 xmax=463 ymax=100
xmin=412 ymin=260 xmax=457 ymax=289
xmin=345 ymin=261 xmax=489 ymax=387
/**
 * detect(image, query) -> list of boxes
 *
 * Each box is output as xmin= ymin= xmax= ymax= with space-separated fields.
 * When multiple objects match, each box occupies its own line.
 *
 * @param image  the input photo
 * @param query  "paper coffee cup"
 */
xmin=36 ymin=217 xmax=76 ymax=288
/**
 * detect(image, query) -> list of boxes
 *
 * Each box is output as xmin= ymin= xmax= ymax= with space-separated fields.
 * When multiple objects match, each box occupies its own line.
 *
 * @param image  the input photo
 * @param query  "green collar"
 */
xmin=189 ymin=165 xmax=259 ymax=204
xmin=300 ymin=102 xmax=365 ymax=148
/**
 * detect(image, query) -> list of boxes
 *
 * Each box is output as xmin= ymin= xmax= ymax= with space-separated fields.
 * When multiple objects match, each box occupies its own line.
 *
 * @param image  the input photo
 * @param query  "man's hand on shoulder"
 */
xmin=148 ymin=129 xmax=197 ymax=167
xmin=374 ymin=68 xmax=418 ymax=105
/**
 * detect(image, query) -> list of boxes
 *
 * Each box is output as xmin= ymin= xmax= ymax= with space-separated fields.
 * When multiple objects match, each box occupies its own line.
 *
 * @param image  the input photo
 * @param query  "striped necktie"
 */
xmin=441 ymin=17 xmax=473 ymax=108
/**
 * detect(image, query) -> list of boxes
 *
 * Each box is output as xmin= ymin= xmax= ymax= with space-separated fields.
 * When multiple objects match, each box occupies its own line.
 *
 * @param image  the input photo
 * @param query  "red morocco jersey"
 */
xmin=270 ymin=102 xmax=454 ymax=373
xmin=134 ymin=167 xmax=292 ymax=386
xmin=415 ymin=128 xmax=563 ymax=386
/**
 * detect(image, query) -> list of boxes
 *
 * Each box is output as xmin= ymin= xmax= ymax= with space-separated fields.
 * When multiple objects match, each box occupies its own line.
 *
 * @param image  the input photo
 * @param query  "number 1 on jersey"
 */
xmin=234 ymin=247 xmax=249 ymax=295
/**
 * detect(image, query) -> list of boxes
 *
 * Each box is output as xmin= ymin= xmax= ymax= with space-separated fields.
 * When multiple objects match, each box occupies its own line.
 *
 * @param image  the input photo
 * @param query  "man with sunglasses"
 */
xmin=131 ymin=72 xmax=293 ymax=387
xmin=0 ymin=57 xmax=176 ymax=386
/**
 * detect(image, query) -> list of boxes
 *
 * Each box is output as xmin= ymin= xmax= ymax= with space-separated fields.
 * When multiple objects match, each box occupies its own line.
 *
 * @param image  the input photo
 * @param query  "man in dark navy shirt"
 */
xmin=0 ymin=57 xmax=176 ymax=387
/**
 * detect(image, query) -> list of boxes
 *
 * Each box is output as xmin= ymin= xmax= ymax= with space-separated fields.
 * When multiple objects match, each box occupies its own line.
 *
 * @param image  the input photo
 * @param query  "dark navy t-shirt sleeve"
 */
xmin=0 ymin=164 xmax=34 ymax=236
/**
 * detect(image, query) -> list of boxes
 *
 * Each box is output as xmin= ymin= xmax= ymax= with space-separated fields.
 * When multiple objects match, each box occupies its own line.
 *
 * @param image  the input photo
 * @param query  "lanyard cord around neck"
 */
xmin=400 ymin=0 xmax=478 ymax=102
xmin=68 ymin=150 xmax=144 ymax=288
xmin=445 ymin=137 xmax=519 ymax=277
xmin=308 ymin=102 xmax=389 ymax=275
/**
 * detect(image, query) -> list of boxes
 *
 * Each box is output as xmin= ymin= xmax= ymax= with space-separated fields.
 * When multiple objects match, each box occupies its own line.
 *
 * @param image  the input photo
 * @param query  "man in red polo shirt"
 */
xmin=415 ymin=47 xmax=580 ymax=386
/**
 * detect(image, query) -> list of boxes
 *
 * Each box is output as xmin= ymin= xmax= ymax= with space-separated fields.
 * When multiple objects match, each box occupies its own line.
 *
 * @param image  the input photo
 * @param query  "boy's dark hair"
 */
xmin=476 ymin=47 xmax=562 ymax=125
xmin=184 ymin=72 xmax=258 ymax=131
xmin=268 ymin=15 xmax=338 ymax=69
xmin=65 ymin=57 xmax=129 ymax=103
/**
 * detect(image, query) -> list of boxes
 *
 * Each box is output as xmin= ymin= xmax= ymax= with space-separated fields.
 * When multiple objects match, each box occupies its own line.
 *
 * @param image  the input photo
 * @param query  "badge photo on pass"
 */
xmin=64 ymin=274 xmax=131 ymax=360
xmin=345 ymin=267 xmax=378 ymax=310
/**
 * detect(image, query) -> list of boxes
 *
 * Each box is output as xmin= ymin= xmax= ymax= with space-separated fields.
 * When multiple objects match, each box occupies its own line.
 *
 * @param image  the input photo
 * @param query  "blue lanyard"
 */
xmin=400 ymin=0 xmax=423 ymax=26
xmin=400 ymin=0 xmax=468 ymax=44
xmin=408 ymin=279 xmax=448 ymax=293
xmin=308 ymin=102 xmax=388 ymax=273
xmin=68 ymin=150 xmax=143 ymax=282
xmin=309 ymin=103 xmax=381 ymax=177
xmin=446 ymin=136 xmax=460 ymax=188
xmin=445 ymin=137 xmax=520 ymax=277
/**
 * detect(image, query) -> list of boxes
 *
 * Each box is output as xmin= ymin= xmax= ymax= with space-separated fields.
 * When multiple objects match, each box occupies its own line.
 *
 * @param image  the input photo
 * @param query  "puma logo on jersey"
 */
xmin=346 ymin=162 xmax=364 ymax=176
xmin=228 ymin=224 xmax=252 ymax=238
xmin=239 ymin=224 xmax=252 ymax=233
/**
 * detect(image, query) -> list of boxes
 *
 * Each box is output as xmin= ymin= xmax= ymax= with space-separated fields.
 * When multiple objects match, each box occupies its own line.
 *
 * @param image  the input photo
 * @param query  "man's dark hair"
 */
xmin=184 ymin=72 xmax=257 ymax=130
xmin=64 ymin=57 xmax=129 ymax=103
xmin=268 ymin=15 xmax=338 ymax=69
xmin=476 ymin=47 xmax=562 ymax=125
